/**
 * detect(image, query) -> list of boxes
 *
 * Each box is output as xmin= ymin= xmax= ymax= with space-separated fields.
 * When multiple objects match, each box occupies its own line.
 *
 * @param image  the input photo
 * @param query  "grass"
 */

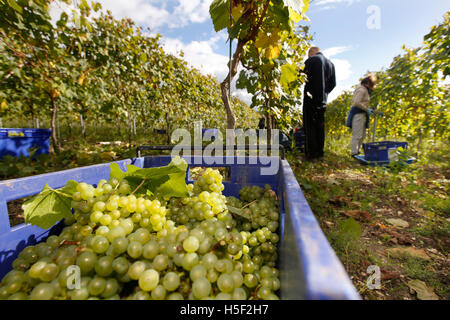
xmin=289 ymin=135 xmax=450 ymax=300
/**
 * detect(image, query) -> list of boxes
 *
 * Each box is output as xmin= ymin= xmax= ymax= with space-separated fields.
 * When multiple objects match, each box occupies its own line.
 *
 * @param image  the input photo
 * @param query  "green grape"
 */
xmin=167 ymin=292 xmax=184 ymax=300
xmin=106 ymin=200 xmax=118 ymax=211
xmin=215 ymin=292 xmax=232 ymax=300
xmin=0 ymin=286 xmax=9 ymax=300
xmin=46 ymin=236 xmax=60 ymax=248
xmin=29 ymin=261 xmax=47 ymax=279
xmin=80 ymin=225 xmax=93 ymax=237
xmin=217 ymin=274 xmax=234 ymax=293
xmin=190 ymin=264 xmax=206 ymax=281
xmin=201 ymin=253 xmax=218 ymax=269
xmin=111 ymin=237 xmax=129 ymax=255
xmin=257 ymin=286 xmax=272 ymax=299
xmin=5 ymin=279 xmax=22 ymax=295
xmin=81 ymin=188 xmax=94 ymax=201
xmin=91 ymin=236 xmax=109 ymax=254
xmin=260 ymin=277 xmax=273 ymax=290
xmin=107 ymin=226 xmax=126 ymax=242
xmin=162 ymin=272 xmax=180 ymax=291
xmin=134 ymin=228 xmax=151 ymax=244
xmin=88 ymin=277 xmax=106 ymax=296
xmin=192 ymin=277 xmax=211 ymax=299
xmin=153 ymin=254 xmax=169 ymax=271
xmin=232 ymin=287 xmax=247 ymax=300
xmin=30 ymin=283 xmax=54 ymax=300
xmin=72 ymin=192 xmax=82 ymax=201
xmin=181 ymin=253 xmax=199 ymax=271
xmin=95 ymin=256 xmax=114 ymax=277
xmin=151 ymin=285 xmax=166 ymax=300
xmin=230 ymin=270 xmax=243 ymax=288
xmin=12 ymin=257 xmax=29 ymax=271
xmin=203 ymin=266 xmax=217 ymax=282
xmin=69 ymin=287 xmax=89 ymax=300
xmin=7 ymin=292 xmax=28 ymax=300
xmin=272 ymin=277 xmax=280 ymax=291
xmin=127 ymin=241 xmax=143 ymax=259
xmin=142 ymin=241 xmax=159 ymax=260
xmin=90 ymin=211 xmax=103 ymax=223
xmin=243 ymin=274 xmax=258 ymax=288
xmin=119 ymin=183 xmax=131 ymax=195
xmin=39 ymin=263 xmax=59 ymax=282
xmin=99 ymin=214 xmax=112 ymax=226
xmin=101 ymin=279 xmax=120 ymax=298
xmin=128 ymin=261 xmax=146 ymax=280
xmin=138 ymin=269 xmax=159 ymax=291
xmin=76 ymin=251 xmax=98 ymax=275
xmin=183 ymin=236 xmax=199 ymax=253
xmin=112 ymin=256 xmax=129 ymax=275
xmin=120 ymin=218 xmax=134 ymax=234
xmin=103 ymin=184 xmax=113 ymax=193
xmin=93 ymin=201 xmax=106 ymax=212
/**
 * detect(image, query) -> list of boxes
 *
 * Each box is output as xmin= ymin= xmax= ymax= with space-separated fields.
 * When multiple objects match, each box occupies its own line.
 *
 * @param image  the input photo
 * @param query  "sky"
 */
xmin=52 ymin=0 xmax=450 ymax=104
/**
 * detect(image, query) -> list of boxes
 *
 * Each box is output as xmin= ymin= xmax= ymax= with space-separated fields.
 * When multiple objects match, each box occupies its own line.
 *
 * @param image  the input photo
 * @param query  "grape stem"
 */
xmin=58 ymin=240 xmax=80 ymax=247
xmin=131 ymin=179 xmax=146 ymax=195
xmin=241 ymin=199 xmax=257 ymax=210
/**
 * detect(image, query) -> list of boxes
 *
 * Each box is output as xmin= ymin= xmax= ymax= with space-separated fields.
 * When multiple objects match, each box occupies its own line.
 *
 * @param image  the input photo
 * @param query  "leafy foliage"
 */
xmin=0 ymin=0 xmax=259 ymax=150
xmin=209 ymin=0 xmax=311 ymax=130
xmin=324 ymin=13 xmax=449 ymax=146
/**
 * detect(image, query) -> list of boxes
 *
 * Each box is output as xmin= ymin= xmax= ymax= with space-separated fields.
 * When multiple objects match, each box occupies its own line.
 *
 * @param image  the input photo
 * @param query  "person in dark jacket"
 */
xmin=302 ymin=47 xmax=336 ymax=160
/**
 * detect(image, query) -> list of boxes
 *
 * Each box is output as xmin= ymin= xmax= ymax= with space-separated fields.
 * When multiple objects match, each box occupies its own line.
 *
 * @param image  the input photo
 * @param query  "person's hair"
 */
xmin=361 ymin=74 xmax=377 ymax=87
xmin=308 ymin=46 xmax=321 ymax=56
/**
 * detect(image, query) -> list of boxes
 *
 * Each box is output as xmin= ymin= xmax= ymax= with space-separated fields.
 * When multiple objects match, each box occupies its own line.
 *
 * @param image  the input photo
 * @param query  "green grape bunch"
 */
xmin=0 ymin=168 xmax=281 ymax=300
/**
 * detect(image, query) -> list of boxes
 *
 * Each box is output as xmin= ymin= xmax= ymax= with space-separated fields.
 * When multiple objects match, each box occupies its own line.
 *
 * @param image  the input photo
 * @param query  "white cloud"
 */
xmin=323 ymin=45 xmax=353 ymax=58
xmin=94 ymin=0 xmax=171 ymax=29
xmin=314 ymin=0 xmax=360 ymax=6
xmin=92 ymin=0 xmax=213 ymax=30
xmin=162 ymin=37 xmax=229 ymax=82
xmin=323 ymin=46 xmax=354 ymax=102
xmin=331 ymin=58 xmax=352 ymax=83
xmin=312 ymin=0 xmax=361 ymax=10
xmin=171 ymin=0 xmax=213 ymax=27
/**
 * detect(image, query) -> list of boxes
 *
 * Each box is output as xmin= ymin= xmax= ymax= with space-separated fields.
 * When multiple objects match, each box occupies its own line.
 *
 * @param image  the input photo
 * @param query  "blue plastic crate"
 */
xmin=363 ymin=141 xmax=408 ymax=162
xmin=0 ymin=128 xmax=52 ymax=159
xmin=0 ymin=156 xmax=360 ymax=300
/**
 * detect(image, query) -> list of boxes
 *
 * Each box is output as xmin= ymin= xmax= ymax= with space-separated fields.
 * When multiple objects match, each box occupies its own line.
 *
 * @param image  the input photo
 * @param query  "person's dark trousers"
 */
xmin=303 ymin=100 xmax=326 ymax=159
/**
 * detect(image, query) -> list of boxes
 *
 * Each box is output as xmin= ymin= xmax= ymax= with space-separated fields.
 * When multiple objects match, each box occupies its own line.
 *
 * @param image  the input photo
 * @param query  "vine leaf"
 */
xmin=109 ymin=157 xmax=189 ymax=198
xmin=210 ymin=0 xmax=230 ymax=32
xmin=22 ymin=180 xmax=78 ymax=230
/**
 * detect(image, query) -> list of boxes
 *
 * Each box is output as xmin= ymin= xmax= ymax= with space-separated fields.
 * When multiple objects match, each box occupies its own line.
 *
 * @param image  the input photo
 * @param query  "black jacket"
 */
xmin=304 ymin=52 xmax=336 ymax=106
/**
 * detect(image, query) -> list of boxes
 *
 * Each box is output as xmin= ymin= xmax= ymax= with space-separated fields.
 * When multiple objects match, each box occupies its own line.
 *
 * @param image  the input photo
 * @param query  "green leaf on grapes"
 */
xmin=110 ymin=157 xmax=189 ymax=198
xmin=227 ymin=205 xmax=250 ymax=220
xmin=109 ymin=163 xmax=127 ymax=181
xmin=60 ymin=180 xmax=79 ymax=197
xmin=22 ymin=184 xmax=73 ymax=230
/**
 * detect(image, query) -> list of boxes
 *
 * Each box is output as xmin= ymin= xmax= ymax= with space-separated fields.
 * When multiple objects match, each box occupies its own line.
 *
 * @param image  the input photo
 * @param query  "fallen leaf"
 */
xmin=386 ymin=230 xmax=413 ymax=245
xmin=328 ymin=196 xmax=350 ymax=207
xmin=407 ymin=280 xmax=439 ymax=300
xmin=344 ymin=210 xmax=372 ymax=221
xmin=386 ymin=218 xmax=410 ymax=228
xmin=381 ymin=269 xmax=401 ymax=280
xmin=386 ymin=247 xmax=430 ymax=260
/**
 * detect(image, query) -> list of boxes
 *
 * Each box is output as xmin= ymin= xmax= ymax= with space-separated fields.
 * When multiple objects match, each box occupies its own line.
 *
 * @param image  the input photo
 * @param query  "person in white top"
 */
xmin=346 ymin=75 xmax=380 ymax=157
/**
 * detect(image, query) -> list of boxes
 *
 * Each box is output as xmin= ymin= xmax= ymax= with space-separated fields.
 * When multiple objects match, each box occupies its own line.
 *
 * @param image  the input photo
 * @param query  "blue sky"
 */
xmin=53 ymin=0 xmax=449 ymax=103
